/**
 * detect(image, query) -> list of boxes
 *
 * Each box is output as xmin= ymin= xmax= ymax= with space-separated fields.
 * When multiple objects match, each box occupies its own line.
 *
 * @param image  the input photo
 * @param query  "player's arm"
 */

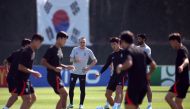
xmin=99 ymin=55 xmax=112 ymax=74
xmin=117 ymin=55 xmax=133 ymax=74
xmin=145 ymin=52 xmax=157 ymax=80
xmin=178 ymin=49 xmax=189 ymax=73
xmin=18 ymin=51 xmax=41 ymax=78
xmin=41 ymin=58 xmax=58 ymax=72
xmin=84 ymin=50 xmax=97 ymax=72
xmin=60 ymin=64 xmax=75 ymax=70
xmin=179 ymin=58 xmax=189 ymax=73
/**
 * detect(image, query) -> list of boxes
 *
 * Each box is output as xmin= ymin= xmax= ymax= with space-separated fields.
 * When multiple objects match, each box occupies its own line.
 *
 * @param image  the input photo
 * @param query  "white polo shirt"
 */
xmin=70 ymin=47 xmax=96 ymax=75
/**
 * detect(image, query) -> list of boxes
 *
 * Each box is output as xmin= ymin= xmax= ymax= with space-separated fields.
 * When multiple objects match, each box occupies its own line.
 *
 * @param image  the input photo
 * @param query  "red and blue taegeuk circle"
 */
xmin=52 ymin=10 xmax=70 ymax=33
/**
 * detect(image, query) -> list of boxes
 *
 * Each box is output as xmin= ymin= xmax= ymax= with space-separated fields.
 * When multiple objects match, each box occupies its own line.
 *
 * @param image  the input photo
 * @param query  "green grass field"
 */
xmin=0 ymin=86 xmax=190 ymax=109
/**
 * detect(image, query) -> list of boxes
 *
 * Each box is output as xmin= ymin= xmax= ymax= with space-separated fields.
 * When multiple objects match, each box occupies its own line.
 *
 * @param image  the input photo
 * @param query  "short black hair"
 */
xmin=21 ymin=38 xmax=31 ymax=47
xmin=109 ymin=37 xmax=120 ymax=43
xmin=56 ymin=31 xmax=68 ymax=40
xmin=31 ymin=34 xmax=44 ymax=42
xmin=137 ymin=34 xmax=147 ymax=40
xmin=169 ymin=33 xmax=181 ymax=43
xmin=120 ymin=30 xmax=135 ymax=44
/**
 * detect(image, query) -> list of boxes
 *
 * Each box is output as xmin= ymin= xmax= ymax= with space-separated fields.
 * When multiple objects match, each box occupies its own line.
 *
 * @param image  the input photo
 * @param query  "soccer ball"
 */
xmin=96 ymin=106 xmax=104 ymax=109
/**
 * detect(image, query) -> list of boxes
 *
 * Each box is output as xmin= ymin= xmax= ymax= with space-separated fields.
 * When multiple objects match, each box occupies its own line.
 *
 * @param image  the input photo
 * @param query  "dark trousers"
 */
xmin=69 ymin=73 xmax=86 ymax=105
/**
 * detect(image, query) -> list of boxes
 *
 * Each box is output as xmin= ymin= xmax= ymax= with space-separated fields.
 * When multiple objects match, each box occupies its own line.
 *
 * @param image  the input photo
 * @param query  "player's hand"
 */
xmin=95 ymin=72 xmax=100 ymax=78
xmin=54 ymin=67 xmax=62 ymax=73
xmin=32 ymin=71 xmax=42 ymax=78
xmin=116 ymin=64 xmax=122 ymax=74
xmin=83 ymin=67 xmax=90 ymax=73
xmin=178 ymin=66 xmax=183 ymax=73
xmin=146 ymin=73 xmax=151 ymax=81
xmin=66 ymin=65 xmax=75 ymax=71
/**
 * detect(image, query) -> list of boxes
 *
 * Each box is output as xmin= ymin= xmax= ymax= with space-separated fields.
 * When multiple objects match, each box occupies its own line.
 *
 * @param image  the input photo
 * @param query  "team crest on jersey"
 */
xmin=31 ymin=52 xmax=35 ymax=60
xmin=57 ymin=48 xmax=63 ymax=58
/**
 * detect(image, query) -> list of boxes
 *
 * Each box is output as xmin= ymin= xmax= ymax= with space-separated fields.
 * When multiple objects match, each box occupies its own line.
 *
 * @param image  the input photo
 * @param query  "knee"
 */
xmin=31 ymin=95 xmax=36 ymax=103
xmin=165 ymin=95 xmax=171 ymax=102
xmin=23 ymin=97 xmax=31 ymax=104
xmin=12 ymin=95 xmax=18 ymax=101
xmin=105 ymin=93 xmax=111 ymax=98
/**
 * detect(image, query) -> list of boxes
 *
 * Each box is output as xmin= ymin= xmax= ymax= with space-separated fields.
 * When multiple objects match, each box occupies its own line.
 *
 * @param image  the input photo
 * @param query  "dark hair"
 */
xmin=137 ymin=34 xmax=147 ymax=40
xmin=169 ymin=33 xmax=181 ymax=43
xmin=21 ymin=38 xmax=31 ymax=47
xmin=120 ymin=30 xmax=135 ymax=44
xmin=109 ymin=37 xmax=120 ymax=43
xmin=56 ymin=31 xmax=68 ymax=40
xmin=31 ymin=34 xmax=44 ymax=42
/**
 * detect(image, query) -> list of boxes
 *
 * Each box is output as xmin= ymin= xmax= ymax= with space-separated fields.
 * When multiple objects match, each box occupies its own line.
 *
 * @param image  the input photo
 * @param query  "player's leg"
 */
xmin=57 ymin=87 xmax=68 ymax=109
xmin=165 ymin=92 xmax=178 ymax=109
xmin=28 ymin=93 xmax=36 ymax=108
xmin=78 ymin=75 xmax=86 ymax=108
xmin=68 ymin=74 xmax=78 ymax=108
xmin=174 ymin=82 xmax=189 ymax=109
xmin=114 ymin=74 xmax=127 ymax=108
xmin=3 ymin=77 xmax=18 ymax=109
xmin=3 ymin=93 xmax=18 ymax=109
xmin=27 ymin=82 xmax=36 ymax=108
xmin=175 ymin=98 xmax=183 ymax=109
xmin=113 ymin=85 xmax=123 ymax=109
xmin=125 ymin=105 xmax=138 ymax=109
xmin=20 ymin=95 xmax=31 ymax=109
xmin=105 ymin=89 xmax=114 ymax=106
xmin=146 ymin=84 xmax=152 ymax=109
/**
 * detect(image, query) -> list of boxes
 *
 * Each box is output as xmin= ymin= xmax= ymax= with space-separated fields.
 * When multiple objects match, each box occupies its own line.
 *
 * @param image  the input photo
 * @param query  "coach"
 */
xmin=67 ymin=37 xmax=97 ymax=109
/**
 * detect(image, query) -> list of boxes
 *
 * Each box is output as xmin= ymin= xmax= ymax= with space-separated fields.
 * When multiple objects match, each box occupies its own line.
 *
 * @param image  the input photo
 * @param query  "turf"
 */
xmin=0 ymin=86 xmax=189 ymax=109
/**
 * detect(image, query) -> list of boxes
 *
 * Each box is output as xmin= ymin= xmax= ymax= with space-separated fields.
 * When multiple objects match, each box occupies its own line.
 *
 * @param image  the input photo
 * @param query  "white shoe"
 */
xmin=67 ymin=104 xmax=74 ymax=109
xmin=104 ymin=104 xmax=110 ymax=109
xmin=79 ymin=105 xmax=84 ymax=109
xmin=147 ymin=105 xmax=152 ymax=109
xmin=96 ymin=106 xmax=104 ymax=109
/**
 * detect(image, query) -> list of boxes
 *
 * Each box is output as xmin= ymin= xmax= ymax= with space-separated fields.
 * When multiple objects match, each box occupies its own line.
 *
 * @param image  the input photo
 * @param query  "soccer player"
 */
xmin=165 ymin=33 xmax=189 ymax=109
xmin=2 ymin=38 xmax=31 ymax=109
xmin=136 ymin=34 xmax=152 ymax=109
xmin=96 ymin=37 xmax=127 ymax=109
xmin=67 ymin=37 xmax=97 ymax=109
xmin=41 ymin=31 xmax=75 ymax=109
xmin=117 ymin=31 xmax=157 ymax=109
xmin=17 ymin=34 xmax=44 ymax=109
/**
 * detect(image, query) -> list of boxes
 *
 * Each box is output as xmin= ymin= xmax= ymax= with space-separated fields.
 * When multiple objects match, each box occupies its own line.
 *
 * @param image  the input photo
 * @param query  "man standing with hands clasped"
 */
xmin=67 ymin=37 xmax=97 ymax=109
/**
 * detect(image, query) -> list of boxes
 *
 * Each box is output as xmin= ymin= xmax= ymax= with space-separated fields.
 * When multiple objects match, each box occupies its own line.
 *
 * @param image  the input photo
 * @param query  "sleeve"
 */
xmin=19 ymin=50 xmax=30 ymax=66
xmin=89 ymin=49 xmax=96 ymax=60
xmin=70 ymin=48 xmax=75 ymax=58
xmin=144 ymin=52 xmax=153 ymax=65
xmin=179 ymin=49 xmax=188 ymax=60
xmin=100 ymin=54 xmax=112 ymax=74
xmin=146 ymin=48 xmax=151 ymax=56
xmin=43 ymin=48 xmax=52 ymax=61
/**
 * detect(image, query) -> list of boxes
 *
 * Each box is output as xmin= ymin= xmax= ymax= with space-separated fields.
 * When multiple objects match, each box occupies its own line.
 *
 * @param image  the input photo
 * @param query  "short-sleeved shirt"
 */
xmin=100 ymin=49 xmax=127 ymax=76
xmin=6 ymin=48 xmax=23 ymax=77
xmin=70 ymin=47 xmax=96 ymax=75
xmin=18 ymin=47 xmax=35 ymax=81
xmin=125 ymin=45 xmax=153 ymax=88
xmin=137 ymin=44 xmax=151 ymax=56
xmin=175 ymin=45 xmax=189 ymax=83
xmin=43 ymin=45 xmax=63 ymax=78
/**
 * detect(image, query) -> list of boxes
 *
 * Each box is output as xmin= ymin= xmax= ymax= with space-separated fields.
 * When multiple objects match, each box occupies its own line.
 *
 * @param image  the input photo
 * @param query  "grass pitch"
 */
xmin=0 ymin=86 xmax=190 ymax=109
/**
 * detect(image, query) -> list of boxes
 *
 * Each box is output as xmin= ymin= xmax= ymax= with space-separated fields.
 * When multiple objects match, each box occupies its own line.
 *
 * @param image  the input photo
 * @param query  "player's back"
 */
xmin=127 ymin=45 xmax=148 ymax=88
xmin=7 ymin=48 xmax=24 ymax=77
